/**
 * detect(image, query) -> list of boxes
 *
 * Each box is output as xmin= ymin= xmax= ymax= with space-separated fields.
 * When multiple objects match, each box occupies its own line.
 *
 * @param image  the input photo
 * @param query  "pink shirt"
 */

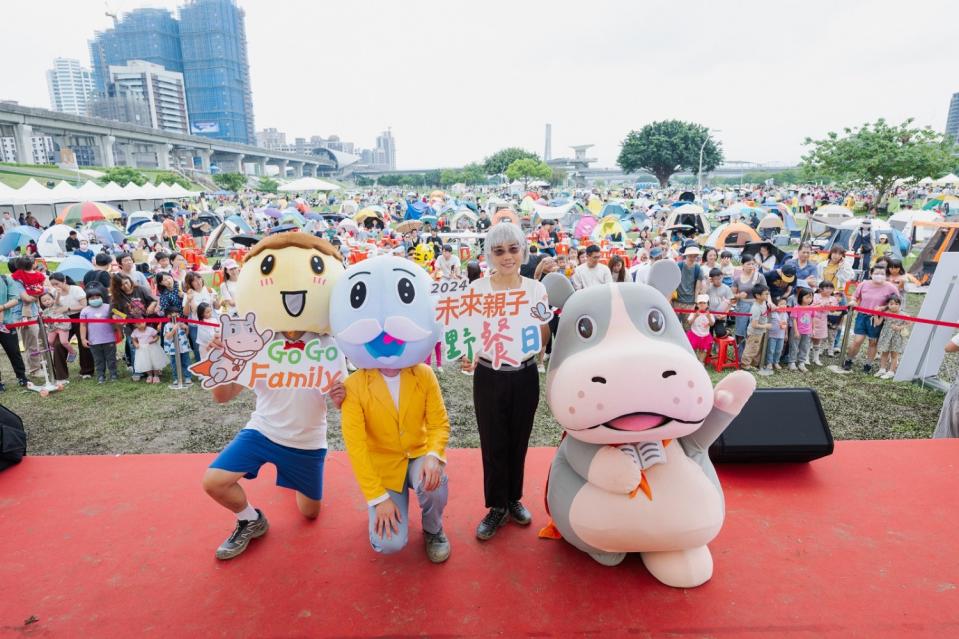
xmin=854 ymin=281 xmax=899 ymax=310
xmin=792 ymin=307 xmax=814 ymax=335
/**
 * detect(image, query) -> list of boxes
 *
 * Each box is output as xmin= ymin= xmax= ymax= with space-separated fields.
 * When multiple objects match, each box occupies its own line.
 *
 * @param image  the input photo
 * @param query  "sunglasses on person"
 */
xmin=492 ymin=245 xmax=521 ymax=257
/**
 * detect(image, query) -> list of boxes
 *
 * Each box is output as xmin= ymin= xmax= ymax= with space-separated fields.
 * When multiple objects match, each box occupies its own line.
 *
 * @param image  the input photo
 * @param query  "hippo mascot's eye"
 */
xmin=397 ymin=278 xmax=415 ymax=304
xmin=350 ymin=281 xmax=367 ymax=308
xmin=260 ymin=254 xmax=275 ymax=275
xmin=576 ymin=315 xmax=595 ymax=340
xmin=647 ymin=309 xmax=666 ymax=334
xmin=310 ymin=255 xmax=324 ymax=275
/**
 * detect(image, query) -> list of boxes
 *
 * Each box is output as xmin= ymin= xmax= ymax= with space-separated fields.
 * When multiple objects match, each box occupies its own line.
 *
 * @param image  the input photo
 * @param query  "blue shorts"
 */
xmin=209 ymin=429 xmax=327 ymax=501
xmin=853 ymin=312 xmax=882 ymax=340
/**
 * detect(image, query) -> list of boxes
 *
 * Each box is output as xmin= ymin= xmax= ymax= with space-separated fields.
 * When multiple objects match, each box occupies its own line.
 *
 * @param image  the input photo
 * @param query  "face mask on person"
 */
xmin=89 ymin=298 xmax=103 ymax=308
xmin=871 ymin=273 xmax=886 ymax=283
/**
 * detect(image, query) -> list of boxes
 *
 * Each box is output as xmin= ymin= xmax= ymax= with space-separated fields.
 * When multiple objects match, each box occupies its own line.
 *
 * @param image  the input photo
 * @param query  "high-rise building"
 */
xmin=108 ymin=60 xmax=190 ymax=133
xmin=947 ymin=93 xmax=959 ymax=144
xmin=88 ymin=93 xmax=152 ymax=127
xmin=375 ymin=129 xmax=396 ymax=170
xmin=89 ymin=8 xmax=182 ymax=95
xmin=179 ymin=0 xmax=255 ymax=144
xmin=256 ymin=127 xmax=287 ymax=150
xmin=46 ymin=58 xmax=95 ymax=116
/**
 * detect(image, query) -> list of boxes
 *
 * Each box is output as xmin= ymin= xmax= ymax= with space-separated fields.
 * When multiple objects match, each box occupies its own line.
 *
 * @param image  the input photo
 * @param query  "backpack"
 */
xmin=0 ymin=403 xmax=26 ymax=472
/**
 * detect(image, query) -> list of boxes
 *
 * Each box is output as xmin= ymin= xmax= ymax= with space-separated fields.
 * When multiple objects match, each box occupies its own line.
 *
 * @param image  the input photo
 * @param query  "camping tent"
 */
xmin=450 ymin=208 xmax=478 ymax=230
xmin=704 ymin=222 xmax=761 ymax=250
xmin=908 ymin=221 xmax=959 ymax=285
xmin=889 ymin=209 xmax=940 ymax=243
xmin=36 ymin=224 xmax=87 ymax=259
xmin=934 ymin=173 xmax=959 ymax=187
xmin=665 ymin=204 xmax=711 ymax=236
xmin=594 ymin=215 xmax=625 ymax=239
xmin=491 ymin=208 xmax=520 ymax=226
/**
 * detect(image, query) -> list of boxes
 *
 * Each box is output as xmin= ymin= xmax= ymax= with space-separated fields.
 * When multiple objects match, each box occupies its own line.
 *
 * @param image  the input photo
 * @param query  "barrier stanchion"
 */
xmin=837 ymin=305 xmax=856 ymax=366
xmin=169 ymin=314 xmax=189 ymax=391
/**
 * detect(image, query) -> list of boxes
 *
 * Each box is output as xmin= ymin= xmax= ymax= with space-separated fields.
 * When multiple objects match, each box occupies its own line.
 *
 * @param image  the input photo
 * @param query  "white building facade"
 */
xmin=108 ymin=60 xmax=190 ymax=134
xmin=47 ymin=58 xmax=95 ymax=116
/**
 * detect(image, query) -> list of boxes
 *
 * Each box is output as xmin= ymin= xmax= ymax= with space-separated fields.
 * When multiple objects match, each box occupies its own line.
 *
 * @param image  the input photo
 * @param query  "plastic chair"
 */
xmin=705 ymin=335 xmax=740 ymax=373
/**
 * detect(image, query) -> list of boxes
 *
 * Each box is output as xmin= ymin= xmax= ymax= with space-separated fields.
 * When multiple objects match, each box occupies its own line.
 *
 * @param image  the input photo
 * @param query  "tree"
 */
xmin=505 ymin=158 xmax=553 ymax=188
xmin=257 ymin=176 xmax=279 ymax=193
xmin=212 ymin=172 xmax=247 ymax=193
xmin=354 ymin=175 xmax=375 ymax=187
xmin=549 ymin=168 xmax=568 ymax=187
xmin=483 ymin=147 xmax=539 ymax=175
xmin=100 ymin=166 xmax=147 ymax=187
xmin=617 ymin=120 xmax=723 ymax=187
xmin=802 ymin=118 xmax=957 ymax=206
xmin=460 ymin=163 xmax=486 ymax=185
xmin=153 ymin=171 xmax=193 ymax=189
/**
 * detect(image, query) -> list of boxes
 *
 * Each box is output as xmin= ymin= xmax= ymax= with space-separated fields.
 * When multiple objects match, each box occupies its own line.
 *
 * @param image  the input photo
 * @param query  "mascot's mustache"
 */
xmin=337 ymin=316 xmax=432 ymax=345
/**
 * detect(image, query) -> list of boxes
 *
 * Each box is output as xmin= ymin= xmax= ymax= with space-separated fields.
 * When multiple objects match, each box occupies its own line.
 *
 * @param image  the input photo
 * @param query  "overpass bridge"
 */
xmin=0 ymin=101 xmax=334 ymax=178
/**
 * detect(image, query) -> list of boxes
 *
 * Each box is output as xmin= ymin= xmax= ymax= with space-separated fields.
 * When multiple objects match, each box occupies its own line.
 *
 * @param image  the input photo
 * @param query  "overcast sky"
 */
xmin=3 ymin=0 xmax=958 ymax=170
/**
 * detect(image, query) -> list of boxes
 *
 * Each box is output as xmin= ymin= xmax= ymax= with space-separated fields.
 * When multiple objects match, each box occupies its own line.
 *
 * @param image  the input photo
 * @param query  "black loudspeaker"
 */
xmin=709 ymin=388 xmax=833 ymax=463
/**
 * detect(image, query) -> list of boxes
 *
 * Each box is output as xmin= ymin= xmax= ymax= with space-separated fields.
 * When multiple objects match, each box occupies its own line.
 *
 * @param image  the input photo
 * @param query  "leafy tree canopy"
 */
xmin=504 ymin=158 xmax=552 ymax=187
xmin=212 ymin=172 xmax=247 ymax=193
xmin=802 ymin=118 xmax=957 ymax=204
xmin=100 ymin=166 xmax=147 ymax=187
xmin=617 ymin=120 xmax=723 ymax=187
xmin=257 ymin=176 xmax=279 ymax=193
xmin=483 ymin=147 xmax=539 ymax=175
xmin=153 ymin=171 xmax=193 ymax=189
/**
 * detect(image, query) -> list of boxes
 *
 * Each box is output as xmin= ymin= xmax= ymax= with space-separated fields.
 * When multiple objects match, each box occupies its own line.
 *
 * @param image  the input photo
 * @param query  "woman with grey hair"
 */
xmin=462 ymin=222 xmax=550 ymax=540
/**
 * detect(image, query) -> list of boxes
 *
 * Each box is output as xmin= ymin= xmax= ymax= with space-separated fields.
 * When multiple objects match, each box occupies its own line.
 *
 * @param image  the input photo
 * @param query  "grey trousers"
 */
xmin=368 ymin=455 xmax=448 ymax=554
xmin=933 ymin=381 xmax=959 ymax=439
xmin=89 ymin=342 xmax=118 ymax=379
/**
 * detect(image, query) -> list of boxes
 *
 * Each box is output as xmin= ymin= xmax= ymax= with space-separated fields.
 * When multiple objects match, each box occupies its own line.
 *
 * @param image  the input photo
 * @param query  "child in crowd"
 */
xmin=38 ymin=291 xmax=77 ymax=363
xmin=194 ymin=302 xmax=218 ymax=356
xmin=741 ymin=285 xmax=771 ymax=370
xmin=719 ymin=251 xmax=736 ymax=287
xmin=789 ymin=289 xmax=815 ymax=372
xmin=875 ymin=294 xmax=909 ymax=380
xmin=686 ymin=294 xmax=715 ymax=363
xmin=11 ymin=256 xmax=46 ymax=298
xmin=760 ymin=297 xmax=789 ymax=375
xmin=130 ymin=320 xmax=167 ymax=383
xmin=706 ymin=267 xmax=734 ymax=337
xmin=163 ymin=310 xmax=193 ymax=385
xmin=811 ymin=281 xmax=838 ymax=366
xmin=156 ymin=273 xmax=182 ymax=317
xmin=79 ymin=284 xmax=120 ymax=384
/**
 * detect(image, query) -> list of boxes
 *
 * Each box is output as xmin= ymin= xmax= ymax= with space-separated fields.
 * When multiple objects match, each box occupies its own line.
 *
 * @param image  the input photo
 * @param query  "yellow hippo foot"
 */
xmin=588 ymin=550 xmax=626 ymax=567
xmin=640 ymin=546 xmax=713 ymax=588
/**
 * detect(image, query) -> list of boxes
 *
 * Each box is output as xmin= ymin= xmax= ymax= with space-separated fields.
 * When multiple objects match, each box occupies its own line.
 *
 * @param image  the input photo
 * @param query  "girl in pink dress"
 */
xmin=811 ymin=281 xmax=837 ymax=366
xmin=686 ymin=294 xmax=715 ymax=363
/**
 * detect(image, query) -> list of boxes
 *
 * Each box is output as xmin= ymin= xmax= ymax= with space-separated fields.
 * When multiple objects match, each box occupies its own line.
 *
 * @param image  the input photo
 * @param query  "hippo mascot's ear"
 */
xmin=543 ymin=272 xmax=575 ymax=309
xmin=330 ymin=256 xmax=441 ymax=370
xmin=646 ymin=260 xmax=681 ymax=299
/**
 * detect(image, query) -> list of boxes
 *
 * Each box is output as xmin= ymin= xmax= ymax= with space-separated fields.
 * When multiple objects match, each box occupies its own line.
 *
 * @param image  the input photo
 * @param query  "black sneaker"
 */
xmin=508 ymin=501 xmax=532 ymax=526
xmin=842 ymin=359 xmax=853 ymax=371
xmin=475 ymin=507 xmax=508 ymax=541
xmin=0 ymin=382 xmax=6 ymax=392
xmin=424 ymin=529 xmax=451 ymax=563
xmin=862 ymin=364 xmax=873 ymax=374
xmin=17 ymin=378 xmax=28 ymax=387
xmin=215 ymin=509 xmax=269 ymax=560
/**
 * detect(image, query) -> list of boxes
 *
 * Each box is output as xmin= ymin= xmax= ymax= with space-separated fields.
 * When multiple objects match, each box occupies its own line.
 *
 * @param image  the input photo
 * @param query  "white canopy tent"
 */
xmin=277 ymin=177 xmax=340 ymax=193
xmin=935 ymin=173 xmax=959 ymax=187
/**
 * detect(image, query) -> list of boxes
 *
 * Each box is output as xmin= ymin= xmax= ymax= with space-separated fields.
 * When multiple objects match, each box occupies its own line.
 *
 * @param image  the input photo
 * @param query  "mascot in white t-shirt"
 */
xmin=196 ymin=231 xmax=346 ymax=560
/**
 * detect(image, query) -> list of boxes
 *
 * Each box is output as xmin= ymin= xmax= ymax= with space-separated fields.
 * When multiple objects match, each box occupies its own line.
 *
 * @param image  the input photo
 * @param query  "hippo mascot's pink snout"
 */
xmin=538 ymin=260 xmax=756 ymax=588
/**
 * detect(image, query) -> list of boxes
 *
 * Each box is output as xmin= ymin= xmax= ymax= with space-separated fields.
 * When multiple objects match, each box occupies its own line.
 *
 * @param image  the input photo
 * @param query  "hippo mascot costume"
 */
xmin=539 ymin=260 xmax=756 ymax=588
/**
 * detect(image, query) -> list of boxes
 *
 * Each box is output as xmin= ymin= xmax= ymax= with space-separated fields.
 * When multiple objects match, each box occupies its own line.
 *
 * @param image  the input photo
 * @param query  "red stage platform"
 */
xmin=1 ymin=441 xmax=958 ymax=638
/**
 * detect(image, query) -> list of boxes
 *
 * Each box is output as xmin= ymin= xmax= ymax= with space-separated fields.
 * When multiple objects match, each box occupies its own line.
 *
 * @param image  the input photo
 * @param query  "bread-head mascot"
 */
xmin=538 ymin=260 xmax=756 ymax=588
xmin=236 ymin=232 xmax=344 ymax=334
xmin=329 ymin=255 xmax=440 ymax=370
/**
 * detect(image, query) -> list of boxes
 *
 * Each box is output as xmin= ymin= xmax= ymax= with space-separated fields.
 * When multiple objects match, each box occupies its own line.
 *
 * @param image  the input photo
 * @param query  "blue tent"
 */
xmin=600 ymin=203 xmax=628 ymax=218
xmin=0 ymin=225 xmax=41 ymax=256
xmin=54 ymin=255 xmax=95 ymax=282
xmin=405 ymin=200 xmax=429 ymax=220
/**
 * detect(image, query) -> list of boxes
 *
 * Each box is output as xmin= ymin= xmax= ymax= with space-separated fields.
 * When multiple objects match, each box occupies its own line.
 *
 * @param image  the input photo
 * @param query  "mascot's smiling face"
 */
xmin=236 ymin=233 xmax=344 ymax=334
xmin=330 ymin=255 xmax=440 ymax=370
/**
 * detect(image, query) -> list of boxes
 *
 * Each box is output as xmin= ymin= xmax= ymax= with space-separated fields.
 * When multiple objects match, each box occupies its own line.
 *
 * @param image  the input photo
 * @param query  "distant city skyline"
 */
xmin=4 ymin=0 xmax=959 ymax=169
xmin=46 ymin=58 xmax=95 ymax=117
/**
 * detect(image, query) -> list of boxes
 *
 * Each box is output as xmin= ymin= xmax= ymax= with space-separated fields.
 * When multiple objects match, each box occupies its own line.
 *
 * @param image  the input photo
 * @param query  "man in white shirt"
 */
xmin=571 ymin=245 xmax=612 ymax=290
xmin=435 ymin=244 xmax=461 ymax=279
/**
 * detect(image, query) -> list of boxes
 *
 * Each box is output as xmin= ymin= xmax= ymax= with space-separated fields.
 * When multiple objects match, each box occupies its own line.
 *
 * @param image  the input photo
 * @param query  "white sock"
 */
xmin=236 ymin=504 xmax=258 ymax=521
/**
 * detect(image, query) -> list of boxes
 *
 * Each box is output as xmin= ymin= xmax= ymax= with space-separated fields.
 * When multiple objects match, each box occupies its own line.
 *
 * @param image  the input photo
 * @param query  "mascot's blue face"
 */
xmin=330 ymin=255 xmax=440 ymax=370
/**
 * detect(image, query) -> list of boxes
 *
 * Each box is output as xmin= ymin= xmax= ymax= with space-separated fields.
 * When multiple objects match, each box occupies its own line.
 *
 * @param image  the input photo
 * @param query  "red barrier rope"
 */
xmin=4 ymin=316 xmax=220 ymax=330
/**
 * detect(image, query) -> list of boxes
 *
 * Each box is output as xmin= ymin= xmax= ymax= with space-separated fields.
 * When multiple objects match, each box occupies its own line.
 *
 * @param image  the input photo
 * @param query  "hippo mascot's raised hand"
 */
xmin=539 ymin=260 xmax=756 ymax=588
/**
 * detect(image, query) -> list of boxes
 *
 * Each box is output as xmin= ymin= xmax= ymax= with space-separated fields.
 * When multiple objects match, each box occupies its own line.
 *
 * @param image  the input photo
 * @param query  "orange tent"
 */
xmin=705 ymin=222 xmax=761 ymax=249
xmin=491 ymin=208 xmax=521 ymax=225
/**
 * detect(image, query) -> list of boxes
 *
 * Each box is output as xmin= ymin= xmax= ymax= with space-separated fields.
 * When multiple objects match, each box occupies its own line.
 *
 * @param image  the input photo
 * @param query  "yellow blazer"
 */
xmin=341 ymin=364 xmax=450 ymax=504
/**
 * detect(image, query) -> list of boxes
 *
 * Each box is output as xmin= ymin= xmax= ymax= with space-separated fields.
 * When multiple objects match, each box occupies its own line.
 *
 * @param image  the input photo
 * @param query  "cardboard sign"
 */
xmin=189 ymin=312 xmax=344 ymax=391
xmin=432 ymin=278 xmax=551 ymax=369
